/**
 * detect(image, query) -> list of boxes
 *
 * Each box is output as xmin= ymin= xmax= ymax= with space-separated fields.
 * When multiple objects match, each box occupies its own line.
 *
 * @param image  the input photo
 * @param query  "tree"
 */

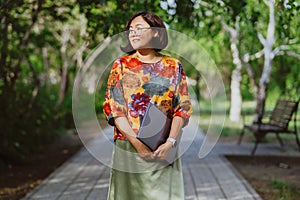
xmin=164 ymin=0 xmax=300 ymax=123
xmin=222 ymin=18 xmax=244 ymax=122
xmin=219 ymin=0 xmax=300 ymax=122
xmin=0 ymin=0 xmax=91 ymax=161
xmin=243 ymin=0 xmax=300 ymax=123
xmin=0 ymin=0 xmax=47 ymax=161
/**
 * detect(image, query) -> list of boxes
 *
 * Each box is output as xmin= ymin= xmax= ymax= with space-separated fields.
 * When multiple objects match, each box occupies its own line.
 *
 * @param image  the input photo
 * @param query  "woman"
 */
xmin=103 ymin=11 xmax=192 ymax=200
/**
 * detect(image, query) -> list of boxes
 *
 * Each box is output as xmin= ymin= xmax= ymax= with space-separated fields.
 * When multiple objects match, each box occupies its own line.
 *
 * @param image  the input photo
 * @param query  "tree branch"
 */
xmin=286 ymin=51 xmax=300 ymax=60
xmin=52 ymin=30 xmax=62 ymax=42
xmin=221 ymin=20 xmax=236 ymax=39
xmin=241 ymin=53 xmax=259 ymax=93
xmin=242 ymin=50 xmax=264 ymax=62
xmin=73 ymin=41 xmax=89 ymax=70
xmin=19 ymin=0 xmax=43 ymax=50
xmin=11 ymin=0 xmax=43 ymax=88
xmin=272 ymin=45 xmax=290 ymax=56
xmin=234 ymin=16 xmax=240 ymax=32
xmin=25 ymin=56 xmax=41 ymax=109
xmin=257 ymin=32 xmax=266 ymax=46
xmin=244 ymin=62 xmax=259 ymax=98
xmin=0 ymin=14 xmax=8 ymax=82
xmin=265 ymin=0 xmax=275 ymax=44
xmin=276 ymin=51 xmax=300 ymax=61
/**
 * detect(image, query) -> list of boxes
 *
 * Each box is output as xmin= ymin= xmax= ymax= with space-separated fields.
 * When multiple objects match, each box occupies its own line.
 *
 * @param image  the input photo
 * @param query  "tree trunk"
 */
xmin=42 ymin=47 xmax=50 ymax=93
xmin=222 ymin=19 xmax=243 ymax=122
xmin=253 ymin=0 xmax=275 ymax=123
xmin=0 ymin=14 xmax=8 ymax=82
xmin=229 ymin=34 xmax=243 ymax=121
xmin=56 ymin=58 xmax=69 ymax=108
xmin=254 ymin=55 xmax=273 ymax=123
xmin=254 ymin=84 xmax=268 ymax=123
xmin=56 ymin=25 xmax=70 ymax=108
xmin=230 ymin=68 xmax=242 ymax=121
xmin=243 ymin=62 xmax=258 ymax=100
xmin=26 ymin=57 xmax=41 ymax=109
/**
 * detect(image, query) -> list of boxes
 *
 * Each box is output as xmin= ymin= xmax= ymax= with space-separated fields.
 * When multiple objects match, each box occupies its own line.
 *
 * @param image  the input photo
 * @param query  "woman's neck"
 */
xmin=135 ymin=49 xmax=162 ymax=63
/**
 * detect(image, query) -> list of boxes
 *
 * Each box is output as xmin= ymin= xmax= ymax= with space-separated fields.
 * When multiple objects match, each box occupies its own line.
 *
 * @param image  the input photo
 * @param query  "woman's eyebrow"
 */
xmin=129 ymin=23 xmax=145 ymax=28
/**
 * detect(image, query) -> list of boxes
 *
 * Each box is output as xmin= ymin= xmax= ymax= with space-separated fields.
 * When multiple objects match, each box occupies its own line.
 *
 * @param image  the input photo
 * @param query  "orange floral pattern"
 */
xmin=103 ymin=54 xmax=192 ymax=140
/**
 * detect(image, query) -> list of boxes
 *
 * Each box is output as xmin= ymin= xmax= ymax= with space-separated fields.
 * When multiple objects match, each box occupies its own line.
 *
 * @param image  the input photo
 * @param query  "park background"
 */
xmin=0 ymin=0 xmax=299 ymax=199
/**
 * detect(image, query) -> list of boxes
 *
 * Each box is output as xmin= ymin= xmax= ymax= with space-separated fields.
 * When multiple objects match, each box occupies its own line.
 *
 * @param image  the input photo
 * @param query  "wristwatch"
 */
xmin=167 ymin=137 xmax=177 ymax=148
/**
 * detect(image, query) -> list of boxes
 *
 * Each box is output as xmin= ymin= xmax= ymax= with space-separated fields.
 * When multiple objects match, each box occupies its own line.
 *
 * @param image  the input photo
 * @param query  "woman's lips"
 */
xmin=130 ymin=36 xmax=140 ymax=43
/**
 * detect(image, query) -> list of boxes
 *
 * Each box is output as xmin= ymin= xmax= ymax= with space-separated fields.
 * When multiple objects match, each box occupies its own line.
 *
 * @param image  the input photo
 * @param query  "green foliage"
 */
xmin=0 ymin=0 xmax=82 ymax=163
xmin=95 ymin=72 xmax=109 ymax=117
xmin=77 ymin=0 xmax=165 ymax=38
xmin=271 ymin=179 xmax=300 ymax=200
xmin=0 ymin=85 xmax=62 ymax=163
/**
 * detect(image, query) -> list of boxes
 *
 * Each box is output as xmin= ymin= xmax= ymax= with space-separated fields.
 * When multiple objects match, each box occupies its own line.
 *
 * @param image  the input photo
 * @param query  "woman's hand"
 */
xmin=153 ymin=141 xmax=173 ymax=161
xmin=114 ymin=117 xmax=155 ymax=161
xmin=132 ymin=139 xmax=155 ymax=161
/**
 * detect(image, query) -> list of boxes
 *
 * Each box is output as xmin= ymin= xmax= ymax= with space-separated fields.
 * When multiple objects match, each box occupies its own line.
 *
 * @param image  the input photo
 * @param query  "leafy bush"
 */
xmin=0 ymin=84 xmax=68 ymax=164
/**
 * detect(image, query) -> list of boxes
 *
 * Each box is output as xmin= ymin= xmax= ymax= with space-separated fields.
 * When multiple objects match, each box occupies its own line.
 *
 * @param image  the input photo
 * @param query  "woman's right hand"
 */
xmin=114 ymin=117 xmax=155 ymax=161
xmin=132 ymin=139 xmax=154 ymax=161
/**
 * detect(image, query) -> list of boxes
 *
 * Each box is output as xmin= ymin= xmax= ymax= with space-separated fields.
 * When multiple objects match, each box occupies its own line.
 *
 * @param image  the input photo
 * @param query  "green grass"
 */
xmin=271 ymin=179 xmax=300 ymax=200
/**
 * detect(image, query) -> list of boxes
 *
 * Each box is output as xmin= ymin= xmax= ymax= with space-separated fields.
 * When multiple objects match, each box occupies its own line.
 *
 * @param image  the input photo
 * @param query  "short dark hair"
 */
xmin=121 ymin=11 xmax=168 ymax=54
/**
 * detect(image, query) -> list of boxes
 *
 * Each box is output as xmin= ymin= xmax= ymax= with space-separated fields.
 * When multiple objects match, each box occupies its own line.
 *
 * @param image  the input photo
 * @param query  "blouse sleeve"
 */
xmin=103 ymin=59 xmax=127 ymax=126
xmin=172 ymin=62 xmax=193 ymax=127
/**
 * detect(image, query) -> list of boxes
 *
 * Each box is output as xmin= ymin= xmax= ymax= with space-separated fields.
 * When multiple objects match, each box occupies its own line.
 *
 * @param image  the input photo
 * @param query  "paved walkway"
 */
xmin=23 ymin=118 xmax=299 ymax=200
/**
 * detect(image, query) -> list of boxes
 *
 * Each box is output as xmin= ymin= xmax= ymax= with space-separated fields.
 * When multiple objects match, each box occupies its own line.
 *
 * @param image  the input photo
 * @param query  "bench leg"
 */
xmin=276 ymin=133 xmax=284 ymax=147
xmin=251 ymin=134 xmax=262 ymax=155
xmin=251 ymin=140 xmax=259 ymax=155
xmin=295 ymin=132 xmax=300 ymax=151
xmin=237 ymin=128 xmax=245 ymax=145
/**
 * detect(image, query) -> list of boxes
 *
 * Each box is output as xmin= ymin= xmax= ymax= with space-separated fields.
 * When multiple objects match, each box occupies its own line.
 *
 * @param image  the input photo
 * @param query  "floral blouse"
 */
xmin=103 ymin=54 xmax=192 ymax=140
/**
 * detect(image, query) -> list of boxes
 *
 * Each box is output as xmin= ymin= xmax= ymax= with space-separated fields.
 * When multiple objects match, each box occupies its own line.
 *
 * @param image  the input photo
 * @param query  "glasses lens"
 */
xmin=129 ymin=28 xmax=151 ymax=36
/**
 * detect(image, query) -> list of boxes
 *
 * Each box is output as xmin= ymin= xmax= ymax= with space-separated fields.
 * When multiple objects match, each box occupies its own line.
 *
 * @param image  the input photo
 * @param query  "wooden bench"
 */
xmin=238 ymin=99 xmax=300 ymax=155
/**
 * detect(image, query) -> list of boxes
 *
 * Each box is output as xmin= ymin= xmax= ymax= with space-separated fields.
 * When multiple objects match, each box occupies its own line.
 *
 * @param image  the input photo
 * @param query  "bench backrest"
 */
xmin=269 ymin=100 xmax=299 ymax=129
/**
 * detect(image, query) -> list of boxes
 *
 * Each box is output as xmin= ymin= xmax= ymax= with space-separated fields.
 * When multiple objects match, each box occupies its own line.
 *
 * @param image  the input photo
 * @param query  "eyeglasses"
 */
xmin=128 ymin=27 xmax=152 ymax=36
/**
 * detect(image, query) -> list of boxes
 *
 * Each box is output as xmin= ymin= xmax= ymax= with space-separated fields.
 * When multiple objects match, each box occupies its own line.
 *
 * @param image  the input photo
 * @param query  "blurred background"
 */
xmin=0 ymin=0 xmax=299 ymax=199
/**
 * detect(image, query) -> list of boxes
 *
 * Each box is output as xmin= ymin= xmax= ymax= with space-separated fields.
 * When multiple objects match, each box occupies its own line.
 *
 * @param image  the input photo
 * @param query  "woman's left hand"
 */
xmin=153 ymin=141 xmax=173 ymax=161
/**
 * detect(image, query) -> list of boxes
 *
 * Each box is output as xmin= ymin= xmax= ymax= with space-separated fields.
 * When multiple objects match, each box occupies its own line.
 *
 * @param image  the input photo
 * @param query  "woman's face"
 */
xmin=128 ymin=16 xmax=157 ymax=50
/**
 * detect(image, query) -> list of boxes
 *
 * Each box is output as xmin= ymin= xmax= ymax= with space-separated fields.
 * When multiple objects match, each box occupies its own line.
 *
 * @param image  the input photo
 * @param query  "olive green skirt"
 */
xmin=107 ymin=140 xmax=184 ymax=200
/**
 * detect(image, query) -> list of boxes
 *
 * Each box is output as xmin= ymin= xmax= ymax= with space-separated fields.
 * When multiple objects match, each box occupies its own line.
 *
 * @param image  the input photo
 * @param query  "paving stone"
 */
xmin=23 ymin=181 xmax=70 ymax=200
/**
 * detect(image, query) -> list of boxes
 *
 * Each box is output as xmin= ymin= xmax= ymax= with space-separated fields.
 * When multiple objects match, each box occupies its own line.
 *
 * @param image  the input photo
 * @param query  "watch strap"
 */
xmin=167 ymin=137 xmax=176 ymax=147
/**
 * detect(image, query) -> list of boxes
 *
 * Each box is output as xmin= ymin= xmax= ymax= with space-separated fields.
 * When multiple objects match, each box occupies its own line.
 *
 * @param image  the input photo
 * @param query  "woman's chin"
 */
xmin=131 ymin=43 xmax=152 ymax=51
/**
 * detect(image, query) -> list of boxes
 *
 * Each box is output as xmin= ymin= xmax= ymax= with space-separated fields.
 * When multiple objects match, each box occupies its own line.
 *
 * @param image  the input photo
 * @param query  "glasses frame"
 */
xmin=128 ymin=27 xmax=152 ymax=36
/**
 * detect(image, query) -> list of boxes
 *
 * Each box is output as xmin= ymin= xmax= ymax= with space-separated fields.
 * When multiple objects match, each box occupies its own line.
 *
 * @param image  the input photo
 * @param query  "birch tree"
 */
xmin=221 ymin=9 xmax=262 ymax=122
xmin=252 ymin=0 xmax=300 ymax=123
xmin=254 ymin=0 xmax=276 ymax=123
xmin=211 ymin=1 xmax=250 ymax=122
xmin=222 ymin=0 xmax=300 ymax=122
